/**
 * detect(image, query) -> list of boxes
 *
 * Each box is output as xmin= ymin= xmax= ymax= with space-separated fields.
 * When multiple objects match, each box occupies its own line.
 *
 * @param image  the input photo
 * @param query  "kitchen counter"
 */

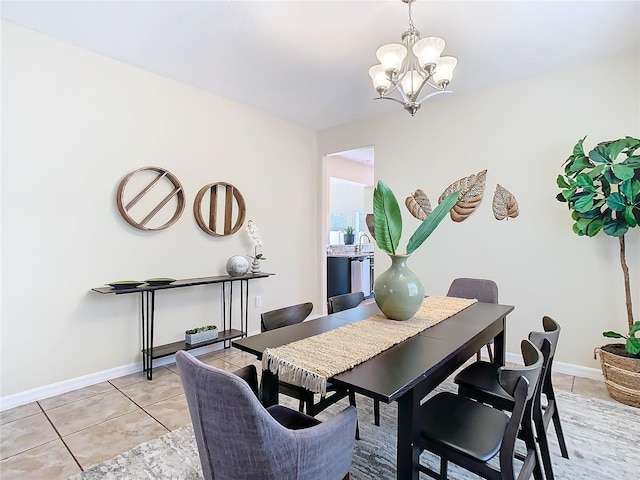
xmin=327 ymin=252 xmax=373 ymax=258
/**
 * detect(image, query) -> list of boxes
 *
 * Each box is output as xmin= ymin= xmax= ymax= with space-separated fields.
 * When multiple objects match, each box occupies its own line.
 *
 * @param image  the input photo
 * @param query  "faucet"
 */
xmin=357 ymin=234 xmax=371 ymax=253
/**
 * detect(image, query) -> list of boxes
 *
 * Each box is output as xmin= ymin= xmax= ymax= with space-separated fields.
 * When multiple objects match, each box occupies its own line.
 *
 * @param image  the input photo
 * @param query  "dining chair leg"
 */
xmin=534 ymin=416 xmax=555 ymax=480
xmin=487 ymin=343 xmax=494 ymax=363
xmin=374 ymin=399 xmax=380 ymax=426
xmin=298 ymin=399 xmax=305 ymax=412
xmin=545 ymin=378 xmax=569 ymax=459
xmin=521 ymin=419 xmax=544 ymax=480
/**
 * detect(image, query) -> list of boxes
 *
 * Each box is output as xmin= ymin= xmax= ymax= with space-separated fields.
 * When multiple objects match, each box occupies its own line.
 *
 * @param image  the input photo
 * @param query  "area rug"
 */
xmin=70 ymin=380 xmax=638 ymax=480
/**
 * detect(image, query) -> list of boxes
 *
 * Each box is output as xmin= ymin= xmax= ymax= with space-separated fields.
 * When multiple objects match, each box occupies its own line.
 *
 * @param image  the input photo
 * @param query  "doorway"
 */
xmin=323 ymin=147 xmax=375 ymax=309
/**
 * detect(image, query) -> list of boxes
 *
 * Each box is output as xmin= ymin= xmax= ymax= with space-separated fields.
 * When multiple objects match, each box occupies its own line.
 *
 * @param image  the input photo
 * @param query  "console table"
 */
xmin=92 ymin=273 xmax=273 ymax=379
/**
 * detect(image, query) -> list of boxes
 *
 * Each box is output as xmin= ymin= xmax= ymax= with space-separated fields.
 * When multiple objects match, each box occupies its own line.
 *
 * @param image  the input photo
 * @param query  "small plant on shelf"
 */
xmin=185 ymin=325 xmax=217 ymax=334
xmin=344 ymin=226 xmax=355 ymax=235
xmin=185 ymin=325 xmax=219 ymax=344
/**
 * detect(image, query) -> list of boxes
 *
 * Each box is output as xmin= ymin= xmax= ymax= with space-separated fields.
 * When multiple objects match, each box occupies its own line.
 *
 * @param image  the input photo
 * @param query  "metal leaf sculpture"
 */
xmin=365 ymin=213 xmax=376 ymax=239
xmin=405 ymin=189 xmax=432 ymax=221
xmin=493 ymin=184 xmax=519 ymax=220
xmin=438 ymin=169 xmax=487 ymax=222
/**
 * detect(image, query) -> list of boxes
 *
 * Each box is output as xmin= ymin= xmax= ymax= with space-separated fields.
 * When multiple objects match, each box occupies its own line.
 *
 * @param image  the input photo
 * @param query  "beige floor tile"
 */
xmin=144 ymin=393 xmax=192 ymax=431
xmin=198 ymin=355 xmax=238 ymax=371
xmin=219 ymin=350 xmax=260 ymax=368
xmin=109 ymin=366 xmax=172 ymax=389
xmin=38 ymin=382 xmax=115 ymax=411
xmin=0 ymin=402 xmax=41 ymax=425
xmin=0 ymin=439 xmax=80 ymax=480
xmin=0 ymin=413 xmax=58 ymax=460
xmin=571 ymin=376 xmax=612 ymax=401
xmin=63 ymin=409 xmax=168 ymax=470
xmin=551 ymin=371 xmax=574 ymax=391
xmin=46 ymin=390 xmax=140 ymax=436
xmin=118 ymin=370 xmax=184 ymax=407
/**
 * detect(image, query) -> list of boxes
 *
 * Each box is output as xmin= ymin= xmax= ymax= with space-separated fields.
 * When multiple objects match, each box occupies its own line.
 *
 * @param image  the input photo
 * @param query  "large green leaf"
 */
xmin=574 ymin=194 xmax=595 ymax=212
xmin=626 ymin=337 xmax=640 ymax=355
xmin=603 ymin=331 xmax=625 ymax=339
xmin=406 ymin=191 xmax=460 ymax=255
xmin=630 ymin=321 xmax=640 ymax=336
xmin=607 ymin=137 xmax=640 ymax=159
xmin=623 ymin=155 xmax=640 ymax=168
xmin=576 ymin=173 xmax=594 ymax=188
xmin=568 ymin=156 xmax=592 ymax=173
xmin=606 ymin=193 xmax=627 ymax=211
xmin=589 ymin=148 xmax=609 ymax=164
xmin=623 ymin=206 xmax=637 ymax=227
xmin=612 ymin=164 xmax=634 ymax=181
xmin=572 ymin=137 xmax=586 ymax=156
xmin=586 ymin=218 xmax=604 ymax=236
xmin=603 ymin=218 xmax=628 ymax=237
xmin=620 ymin=179 xmax=640 ymax=201
xmin=556 ymin=175 xmax=569 ymax=189
xmin=373 ymin=181 xmax=402 ymax=255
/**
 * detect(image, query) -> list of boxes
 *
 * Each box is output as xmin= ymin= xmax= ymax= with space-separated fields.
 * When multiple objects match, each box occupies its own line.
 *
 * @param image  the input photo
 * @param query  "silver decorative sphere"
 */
xmin=226 ymin=255 xmax=249 ymax=277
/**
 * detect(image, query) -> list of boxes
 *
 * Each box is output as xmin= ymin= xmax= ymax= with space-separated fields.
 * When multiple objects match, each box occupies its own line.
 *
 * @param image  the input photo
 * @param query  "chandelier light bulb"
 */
xmin=400 ymin=70 xmax=423 ymax=98
xmin=376 ymin=43 xmax=407 ymax=77
xmin=433 ymin=56 xmax=458 ymax=88
xmin=413 ymin=36 xmax=445 ymax=72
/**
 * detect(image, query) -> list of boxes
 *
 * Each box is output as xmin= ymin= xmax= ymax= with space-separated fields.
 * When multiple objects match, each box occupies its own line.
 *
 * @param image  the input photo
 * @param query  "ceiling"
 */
xmin=2 ymin=1 xmax=639 ymax=131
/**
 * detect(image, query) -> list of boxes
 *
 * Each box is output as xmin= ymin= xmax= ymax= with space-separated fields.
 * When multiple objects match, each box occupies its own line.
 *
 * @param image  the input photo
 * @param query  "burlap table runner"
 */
xmin=262 ymin=296 xmax=477 ymax=395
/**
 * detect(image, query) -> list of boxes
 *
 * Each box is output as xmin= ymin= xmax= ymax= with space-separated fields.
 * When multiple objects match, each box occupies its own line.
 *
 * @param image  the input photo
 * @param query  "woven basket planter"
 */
xmin=595 ymin=344 xmax=640 ymax=408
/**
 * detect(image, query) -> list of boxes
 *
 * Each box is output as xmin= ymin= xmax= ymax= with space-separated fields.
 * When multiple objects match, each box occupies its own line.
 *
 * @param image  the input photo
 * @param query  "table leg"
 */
xmin=396 ymin=387 xmax=421 ymax=480
xmin=494 ymin=315 xmax=506 ymax=366
xmin=260 ymin=368 xmax=279 ymax=407
xmin=141 ymin=291 xmax=155 ymax=380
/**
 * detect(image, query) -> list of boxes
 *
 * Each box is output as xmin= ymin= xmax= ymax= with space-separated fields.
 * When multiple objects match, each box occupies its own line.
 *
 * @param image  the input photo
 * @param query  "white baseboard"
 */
xmin=2 ymin=342 xmax=603 ymax=412
xmin=504 ymin=352 xmax=603 ymax=380
xmin=0 ymin=343 xmax=223 ymax=412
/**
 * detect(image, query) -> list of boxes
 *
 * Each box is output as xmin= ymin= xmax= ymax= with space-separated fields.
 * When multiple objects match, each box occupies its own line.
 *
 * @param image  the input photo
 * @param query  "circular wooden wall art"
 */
xmin=193 ymin=182 xmax=246 ymax=236
xmin=116 ymin=166 xmax=185 ymax=231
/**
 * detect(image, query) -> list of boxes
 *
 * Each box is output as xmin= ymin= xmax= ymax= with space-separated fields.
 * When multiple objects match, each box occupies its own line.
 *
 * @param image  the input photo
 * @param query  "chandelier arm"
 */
xmin=373 ymin=96 xmax=411 ymax=106
xmin=415 ymin=90 xmax=453 ymax=104
xmin=424 ymin=78 xmax=446 ymax=91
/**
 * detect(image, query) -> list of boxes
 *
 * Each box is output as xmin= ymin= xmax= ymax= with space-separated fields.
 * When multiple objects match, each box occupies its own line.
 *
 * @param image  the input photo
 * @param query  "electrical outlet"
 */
xmin=255 ymin=296 xmax=262 ymax=307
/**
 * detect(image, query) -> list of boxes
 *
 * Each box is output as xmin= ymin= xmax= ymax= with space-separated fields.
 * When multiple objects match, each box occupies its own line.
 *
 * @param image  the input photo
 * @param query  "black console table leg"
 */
xmin=141 ymin=291 xmax=156 ymax=380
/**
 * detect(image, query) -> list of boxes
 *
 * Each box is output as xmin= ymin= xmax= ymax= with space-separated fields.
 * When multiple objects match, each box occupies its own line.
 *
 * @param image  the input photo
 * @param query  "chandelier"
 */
xmin=368 ymin=0 xmax=457 ymax=116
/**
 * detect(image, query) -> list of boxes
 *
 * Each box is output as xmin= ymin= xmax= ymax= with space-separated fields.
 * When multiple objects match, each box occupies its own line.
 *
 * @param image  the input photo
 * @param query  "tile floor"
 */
xmin=0 ymin=347 xmax=612 ymax=480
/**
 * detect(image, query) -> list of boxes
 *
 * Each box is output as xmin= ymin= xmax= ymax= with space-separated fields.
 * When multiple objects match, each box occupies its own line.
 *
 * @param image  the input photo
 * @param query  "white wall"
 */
xmin=1 ymin=21 xmax=321 ymax=398
xmin=318 ymin=52 xmax=640 ymax=370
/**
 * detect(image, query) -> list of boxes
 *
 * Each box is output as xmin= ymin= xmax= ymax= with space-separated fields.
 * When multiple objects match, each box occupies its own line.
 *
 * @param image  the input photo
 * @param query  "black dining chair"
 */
xmin=261 ymin=303 xmax=358 ymax=424
xmin=327 ymin=291 xmax=381 ymax=427
xmin=417 ymin=339 xmax=544 ymax=480
xmin=446 ymin=277 xmax=498 ymax=361
xmin=176 ymin=351 xmax=357 ymax=480
xmin=327 ymin=292 xmax=365 ymax=314
xmin=454 ymin=316 xmax=569 ymax=480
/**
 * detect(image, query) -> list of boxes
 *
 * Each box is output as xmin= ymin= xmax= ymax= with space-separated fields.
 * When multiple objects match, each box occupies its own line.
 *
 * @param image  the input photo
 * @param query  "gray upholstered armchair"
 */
xmin=176 ymin=350 xmax=357 ymax=480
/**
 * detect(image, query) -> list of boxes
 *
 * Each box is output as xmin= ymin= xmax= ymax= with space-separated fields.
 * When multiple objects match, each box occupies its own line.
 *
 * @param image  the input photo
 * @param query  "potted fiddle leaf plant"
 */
xmin=556 ymin=135 xmax=640 ymax=407
xmin=373 ymin=180 xmax=459 ymax=320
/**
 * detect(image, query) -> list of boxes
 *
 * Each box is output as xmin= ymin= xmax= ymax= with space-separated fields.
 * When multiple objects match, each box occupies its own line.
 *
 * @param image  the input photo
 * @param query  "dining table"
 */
xmin=232 ymin=300 xmax=514 ymax=480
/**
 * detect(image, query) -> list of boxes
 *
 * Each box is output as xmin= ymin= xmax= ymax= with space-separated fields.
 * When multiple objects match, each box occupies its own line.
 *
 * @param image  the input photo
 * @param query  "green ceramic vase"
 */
xmin=373 ymin=254 xmax=424 ymax=321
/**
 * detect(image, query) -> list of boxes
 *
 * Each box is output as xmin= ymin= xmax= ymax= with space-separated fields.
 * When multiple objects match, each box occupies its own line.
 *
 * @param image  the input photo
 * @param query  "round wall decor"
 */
xmin=193 ymin=182 xmax=246 ymax=236
xmin=116 ymin=166 xmax=185 ymax=231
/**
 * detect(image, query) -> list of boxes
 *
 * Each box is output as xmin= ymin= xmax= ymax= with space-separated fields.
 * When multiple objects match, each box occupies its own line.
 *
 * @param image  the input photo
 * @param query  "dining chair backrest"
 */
xmin=176 ymin=350 xmax=357 ymax=480
xmin=261 ymin=302 xmax=313 ymax=332
xmin=328 ymin=292 xmax=365 ymax=314
xmin=498 ymin=339 xmax=543 ymax=402
xmin=446 ymin=277 xmax=498 ymax=304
